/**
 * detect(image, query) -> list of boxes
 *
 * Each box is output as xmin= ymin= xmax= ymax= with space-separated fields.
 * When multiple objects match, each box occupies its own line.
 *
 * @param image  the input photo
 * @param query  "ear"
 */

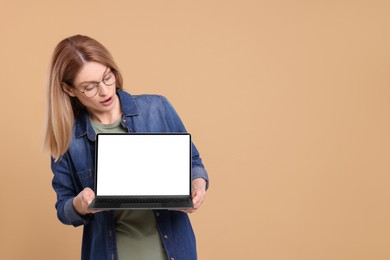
xmin=62 ymin=83 xmax=77 ymax=97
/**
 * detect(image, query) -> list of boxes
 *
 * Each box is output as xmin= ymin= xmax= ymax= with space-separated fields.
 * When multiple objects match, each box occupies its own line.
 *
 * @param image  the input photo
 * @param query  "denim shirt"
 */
xmin=51 ymin=90 xmax=209 ymax=260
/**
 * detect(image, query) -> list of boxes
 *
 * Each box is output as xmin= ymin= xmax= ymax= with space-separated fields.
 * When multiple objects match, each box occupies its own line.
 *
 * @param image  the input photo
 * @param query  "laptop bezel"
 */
xmin=93 ymin=132 xmax=192 ymax=200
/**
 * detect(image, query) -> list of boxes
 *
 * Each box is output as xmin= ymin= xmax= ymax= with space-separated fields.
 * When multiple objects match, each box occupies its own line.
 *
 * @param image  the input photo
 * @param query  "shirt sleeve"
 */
xmin=160 ymin=96 xmax=210 ymax=190
xmin=51 ymin=154 xmax=92 ymax=227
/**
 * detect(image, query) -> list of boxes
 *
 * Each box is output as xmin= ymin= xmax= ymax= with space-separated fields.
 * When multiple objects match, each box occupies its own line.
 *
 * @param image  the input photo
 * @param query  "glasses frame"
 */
xmin=73 ymin=69 xmax=116 ymax=98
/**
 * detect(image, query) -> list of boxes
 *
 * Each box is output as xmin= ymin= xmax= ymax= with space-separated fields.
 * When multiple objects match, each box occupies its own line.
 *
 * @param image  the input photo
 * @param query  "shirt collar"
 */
xmin=74 ymin=89 xmax=139 ymax=140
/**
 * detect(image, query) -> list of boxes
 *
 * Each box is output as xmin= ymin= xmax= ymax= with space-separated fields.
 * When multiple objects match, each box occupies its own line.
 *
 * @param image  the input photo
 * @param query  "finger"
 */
xmin=89 ymin=209 xmax=103 ymax=214
xmin=84 ymin=188 xmax=95 ymax=197
xmin=82 ymin=188 xmax=96 ymax=205
xmin=192 ymin=196 xmax=199 ymax=208
xmin=180 ymin=208 xmax=196 ymax=214
xmin=85 ymin=196 xmax=94 ymax=205
xmin=192 ymin=191 xmax=205 ymax=208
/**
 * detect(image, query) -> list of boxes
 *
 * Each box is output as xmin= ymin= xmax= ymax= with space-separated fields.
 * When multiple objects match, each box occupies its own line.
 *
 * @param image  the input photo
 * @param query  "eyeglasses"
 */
xmin=74 ymin=70 xmax=116 ymax=98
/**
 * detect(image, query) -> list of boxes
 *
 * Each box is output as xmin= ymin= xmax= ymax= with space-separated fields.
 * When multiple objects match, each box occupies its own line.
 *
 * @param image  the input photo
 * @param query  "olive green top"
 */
xmin=90 ymin=117 xmax=167 ymax=260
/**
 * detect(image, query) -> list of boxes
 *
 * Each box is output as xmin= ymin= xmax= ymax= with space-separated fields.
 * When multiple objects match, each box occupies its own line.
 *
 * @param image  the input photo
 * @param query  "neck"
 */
xmin=90 ymin=112 xmax=121 ymax=124
xmin=88 ymin=95 xmax=122 ymax=124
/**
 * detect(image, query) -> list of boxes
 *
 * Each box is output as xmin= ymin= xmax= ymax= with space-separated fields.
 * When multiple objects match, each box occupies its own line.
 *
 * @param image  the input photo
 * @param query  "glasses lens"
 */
xmin=84 ymin=84 xmax=99 ymax=98
xmin=103 ymin=72 xmax=116 ymax=86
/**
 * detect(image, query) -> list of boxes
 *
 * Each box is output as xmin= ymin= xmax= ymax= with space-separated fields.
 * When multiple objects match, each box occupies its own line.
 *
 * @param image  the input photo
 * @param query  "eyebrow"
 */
xmin=78 ymin=67 xmax=111 ymax=86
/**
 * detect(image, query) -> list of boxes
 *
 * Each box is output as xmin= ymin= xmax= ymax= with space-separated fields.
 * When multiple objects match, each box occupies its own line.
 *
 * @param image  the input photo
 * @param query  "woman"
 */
xmin=44 ymin=35 xmax=209 ymax=260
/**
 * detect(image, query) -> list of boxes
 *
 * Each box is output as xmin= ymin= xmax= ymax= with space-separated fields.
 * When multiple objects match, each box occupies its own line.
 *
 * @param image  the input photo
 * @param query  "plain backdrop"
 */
xmin=1 ymin=1 xmax=390 ymax=259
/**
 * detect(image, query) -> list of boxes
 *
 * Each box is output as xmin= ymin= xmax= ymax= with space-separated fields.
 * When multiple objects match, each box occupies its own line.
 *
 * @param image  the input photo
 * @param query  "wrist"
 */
xmin=193 ymin=178 xmax=206 ymax=189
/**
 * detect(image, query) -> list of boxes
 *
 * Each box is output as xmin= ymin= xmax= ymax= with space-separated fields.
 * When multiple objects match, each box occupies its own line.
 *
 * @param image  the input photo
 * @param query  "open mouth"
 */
xmin=101 ymin=96 xmax=113 ymax=105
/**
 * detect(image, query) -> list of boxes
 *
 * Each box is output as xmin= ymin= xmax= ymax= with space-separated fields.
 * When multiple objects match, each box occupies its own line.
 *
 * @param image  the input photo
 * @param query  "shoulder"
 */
xmin=118 ymin=90 xmax=180 ymax=122
xmin=118 ymin=90 xmax=170 ymax=107
xmin=120 ymin=91 xmax=186 ymax=132
xmin=131 ymin=93 xmax=172 ymax=112
xmin=133 ymin=94 xmax=169 ymax=105
xmin=134 ymin=95 xmax=174 ymax=120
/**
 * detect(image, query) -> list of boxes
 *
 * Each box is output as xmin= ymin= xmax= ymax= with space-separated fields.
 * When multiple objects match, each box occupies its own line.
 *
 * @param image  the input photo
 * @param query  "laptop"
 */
xmin=88 ymin=133 xmax=193 ymax=210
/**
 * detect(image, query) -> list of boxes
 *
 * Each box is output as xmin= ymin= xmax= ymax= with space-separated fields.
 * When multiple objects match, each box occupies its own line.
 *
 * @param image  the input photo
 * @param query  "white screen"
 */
xmin=96 ymin=134 xmax=190 ymax=196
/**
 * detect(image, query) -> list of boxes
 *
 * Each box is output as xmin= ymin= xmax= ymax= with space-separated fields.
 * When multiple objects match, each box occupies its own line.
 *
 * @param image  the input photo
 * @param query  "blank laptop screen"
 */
xmin=96 ymin=134 xmax=191 ymax=196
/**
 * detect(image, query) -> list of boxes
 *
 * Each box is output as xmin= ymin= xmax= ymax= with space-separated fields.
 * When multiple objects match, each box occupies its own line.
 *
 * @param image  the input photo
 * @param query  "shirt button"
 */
xmin=156 ymin=212 xmax=160 ymax=217
xmin=164 ymin=235 xmax=169 ymax=239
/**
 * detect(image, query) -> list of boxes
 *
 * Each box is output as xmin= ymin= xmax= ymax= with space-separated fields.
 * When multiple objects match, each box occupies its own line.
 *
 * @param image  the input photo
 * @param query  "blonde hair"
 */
xmin=44 ymin=35 xmax=123 ymax=161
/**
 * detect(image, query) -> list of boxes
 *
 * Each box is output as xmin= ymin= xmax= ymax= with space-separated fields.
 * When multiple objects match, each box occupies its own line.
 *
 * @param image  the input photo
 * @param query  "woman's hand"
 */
xmin=72 ymin=187 xmax=101 ymax=216
xmin=182 ymin=178 xmax=207 ymax=214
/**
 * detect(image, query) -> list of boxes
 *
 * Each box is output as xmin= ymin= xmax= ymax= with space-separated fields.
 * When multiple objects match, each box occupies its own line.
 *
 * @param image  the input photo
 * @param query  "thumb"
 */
xmin=192 ymin=189 xmax=199 ymax=205
xmin=83 ymin=187 xmax=95 ymax=204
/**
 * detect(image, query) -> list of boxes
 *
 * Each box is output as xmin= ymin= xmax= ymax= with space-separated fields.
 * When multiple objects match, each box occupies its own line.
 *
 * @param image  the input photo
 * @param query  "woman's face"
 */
xmin=66 ymin=61 xmax=120 ymax=120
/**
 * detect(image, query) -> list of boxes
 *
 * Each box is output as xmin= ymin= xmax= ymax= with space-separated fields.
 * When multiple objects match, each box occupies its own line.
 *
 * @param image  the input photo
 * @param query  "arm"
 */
xmin=51 ymin=154 xmax=94 ymax=226
xmin=161 ymin=96 xmax=209 ymax=212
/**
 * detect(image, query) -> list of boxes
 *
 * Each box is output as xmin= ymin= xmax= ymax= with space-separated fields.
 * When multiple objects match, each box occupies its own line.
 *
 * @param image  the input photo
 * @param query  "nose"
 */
xmin=98 ymin=81 xmax=109 ymax=96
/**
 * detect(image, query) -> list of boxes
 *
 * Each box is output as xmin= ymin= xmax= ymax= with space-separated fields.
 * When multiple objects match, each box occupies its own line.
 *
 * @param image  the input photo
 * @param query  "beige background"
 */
xmin=1 ymin=0 xmax=390 ymax=259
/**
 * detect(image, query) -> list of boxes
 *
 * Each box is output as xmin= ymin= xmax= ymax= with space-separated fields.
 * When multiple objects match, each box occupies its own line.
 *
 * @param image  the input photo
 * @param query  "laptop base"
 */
xmin=88 ymin=196 xmax=193 ymax=210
